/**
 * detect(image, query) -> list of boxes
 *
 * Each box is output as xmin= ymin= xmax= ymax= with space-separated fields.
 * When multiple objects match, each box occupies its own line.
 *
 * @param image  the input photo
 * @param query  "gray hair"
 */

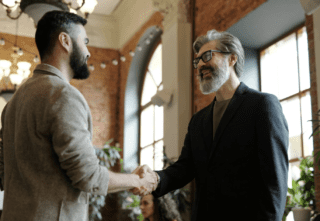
xmin=193 ymin=29 xmax=245 ymax=77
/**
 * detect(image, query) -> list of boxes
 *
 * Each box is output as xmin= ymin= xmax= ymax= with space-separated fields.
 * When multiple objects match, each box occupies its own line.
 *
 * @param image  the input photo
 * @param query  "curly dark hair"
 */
xmin=35 ymin=10 xmax=87 ymax=60
xmin=144 ymin=194 xmax=182 ymax=221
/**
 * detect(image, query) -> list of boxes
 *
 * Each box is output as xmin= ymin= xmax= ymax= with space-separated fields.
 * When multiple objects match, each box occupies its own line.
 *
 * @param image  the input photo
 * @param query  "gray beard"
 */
xmin=198 ymin=67 xmax=229 ymax=94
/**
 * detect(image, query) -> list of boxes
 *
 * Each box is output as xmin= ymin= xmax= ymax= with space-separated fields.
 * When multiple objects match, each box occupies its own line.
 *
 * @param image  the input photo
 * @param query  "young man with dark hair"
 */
xmin=0 ymin=11 xmax=157 ymax=221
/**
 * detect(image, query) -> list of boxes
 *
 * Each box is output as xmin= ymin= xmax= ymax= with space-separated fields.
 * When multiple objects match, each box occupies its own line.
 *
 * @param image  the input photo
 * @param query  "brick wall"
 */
xmin=192 ymin=0 xmax=266 ymax=113
xmin=71 ymin=46 xmax=120 ymax=147
xmin=306 ymin=14 xmax=320 ymax=211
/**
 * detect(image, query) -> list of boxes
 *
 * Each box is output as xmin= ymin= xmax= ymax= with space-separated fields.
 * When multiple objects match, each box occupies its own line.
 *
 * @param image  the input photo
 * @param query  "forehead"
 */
xmin=142 ymin=195 xmax=153 ymax=202
xmin=198 ymin=40 xmax=219 ymax=55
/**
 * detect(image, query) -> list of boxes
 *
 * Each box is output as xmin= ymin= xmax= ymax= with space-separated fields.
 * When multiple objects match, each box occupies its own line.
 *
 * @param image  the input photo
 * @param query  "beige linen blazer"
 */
xmin=0 ymin=64 xmax=109 ymax=221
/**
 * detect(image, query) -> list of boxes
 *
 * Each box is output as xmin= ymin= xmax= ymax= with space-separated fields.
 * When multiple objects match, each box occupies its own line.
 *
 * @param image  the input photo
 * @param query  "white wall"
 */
xmin=113 ymin=0 xmax=155 ymax=49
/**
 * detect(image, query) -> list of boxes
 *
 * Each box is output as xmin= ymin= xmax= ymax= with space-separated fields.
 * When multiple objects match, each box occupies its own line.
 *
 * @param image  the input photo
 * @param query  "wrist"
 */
xmin=132 ymin=173 xmax=141 ymax=188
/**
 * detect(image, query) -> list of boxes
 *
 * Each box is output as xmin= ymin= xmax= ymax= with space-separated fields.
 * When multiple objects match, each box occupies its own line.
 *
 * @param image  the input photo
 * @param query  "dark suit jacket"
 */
xmin=153 ymin=82 xmax=289 ymax=221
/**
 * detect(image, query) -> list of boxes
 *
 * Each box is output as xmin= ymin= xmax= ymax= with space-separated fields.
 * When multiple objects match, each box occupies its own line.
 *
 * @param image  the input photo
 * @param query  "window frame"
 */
xmin=139 ymin=41 xmax=164 ymax=169
xmin=259 ymin=24 xmax=312 ymax=165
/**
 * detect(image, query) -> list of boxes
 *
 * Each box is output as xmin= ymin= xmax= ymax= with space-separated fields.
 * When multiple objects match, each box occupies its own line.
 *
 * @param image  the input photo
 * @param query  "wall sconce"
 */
xmin=151 ymin=89 xmax=173 ymax=107
xmin=120 ymin=56 xmax=126 ymax=62
xmin=112 ymin=59 xmax=118 ymax=66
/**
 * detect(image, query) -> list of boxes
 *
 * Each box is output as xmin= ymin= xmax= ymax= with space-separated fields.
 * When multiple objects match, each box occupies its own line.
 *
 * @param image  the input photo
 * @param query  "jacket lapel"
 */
xmin=208 ymin=82 xmax=248 ymax=161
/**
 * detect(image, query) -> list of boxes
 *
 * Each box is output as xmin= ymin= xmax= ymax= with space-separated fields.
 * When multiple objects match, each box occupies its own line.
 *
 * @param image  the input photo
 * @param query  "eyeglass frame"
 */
xmin=193 ymin=50 xmax=232 ymax=69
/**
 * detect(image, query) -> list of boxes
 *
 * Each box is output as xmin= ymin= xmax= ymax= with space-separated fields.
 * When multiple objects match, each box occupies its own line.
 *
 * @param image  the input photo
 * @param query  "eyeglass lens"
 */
xmin=193 ymin=51 xmax=212 ymax=68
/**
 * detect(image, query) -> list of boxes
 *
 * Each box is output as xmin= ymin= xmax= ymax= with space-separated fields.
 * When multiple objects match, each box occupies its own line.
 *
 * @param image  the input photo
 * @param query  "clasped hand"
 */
xmin=130 ymin=164 xmax=158 ymax=196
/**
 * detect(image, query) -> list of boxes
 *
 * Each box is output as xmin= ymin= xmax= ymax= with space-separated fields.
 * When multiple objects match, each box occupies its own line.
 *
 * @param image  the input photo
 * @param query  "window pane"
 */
xmin=141 ymin=145 xmax=154 ymax=170
xmin=301 ymin=91 xmax=313 ymax=157
xmin=261 ymin=33 xmax=299 ymax=100
xmin=155 ymin=105 xmax=163 ymax=141
xmin=288 ymin=161 xmax=301 ymax=189
xmin=154 ymin=140 xmax=164 ymax=170
xmin=141 ymin=73 xmax=157 ymax=106
xmin=298 ymin=27 xmax=311 ymax=91
xmin=281 ymin=96 xmax=302 ymax=160
xmin=148 ymin=44 xmax=162 ymax=86
xmin=140 ymin=105 xmax=154 ymax=147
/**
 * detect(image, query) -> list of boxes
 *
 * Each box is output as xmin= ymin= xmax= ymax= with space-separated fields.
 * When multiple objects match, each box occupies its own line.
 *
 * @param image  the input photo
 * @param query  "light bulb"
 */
xmin=129 ymin=50 xmax=135 ymax=57
xmin=0 ymin=38 xmax=5 ymax=46
xmin=137 ymin=46 xmax=142 ymax=51
xmin=112 ymin=59 xmax=118 ymax=66
xmin=33 ymin=55 xmax=39 ymax=63
xmin=120 ymin=56 xmax=126 ymax=62
xmin=17 ymin=48 xmax=23 ymax=56
xmin=146 ymin=39 xmax=150 ymax=45
xmin=100 ymin=62 xmax=106 ymax=69
xmin=89 ymin=64 xmax=94 ymax=71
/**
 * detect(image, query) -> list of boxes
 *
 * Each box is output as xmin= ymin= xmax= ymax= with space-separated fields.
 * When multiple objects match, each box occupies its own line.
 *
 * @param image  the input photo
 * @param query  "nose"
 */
xmin=197 ymin=58 xmax=205 ymax=70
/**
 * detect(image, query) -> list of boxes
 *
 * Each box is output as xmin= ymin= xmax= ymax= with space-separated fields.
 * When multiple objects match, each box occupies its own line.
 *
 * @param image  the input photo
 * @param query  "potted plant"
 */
xmin=287 ymin=155 xmax=315 ymax=221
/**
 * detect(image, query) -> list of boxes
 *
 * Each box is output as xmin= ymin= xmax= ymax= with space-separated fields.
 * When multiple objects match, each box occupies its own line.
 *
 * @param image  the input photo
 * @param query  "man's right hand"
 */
xmin=130 ymin=165 xmax=158 ymax=196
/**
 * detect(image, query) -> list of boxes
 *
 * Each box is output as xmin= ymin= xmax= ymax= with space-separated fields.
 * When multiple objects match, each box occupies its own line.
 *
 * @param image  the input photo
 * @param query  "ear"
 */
xmin=58 ymin=32 xmax=72 ymax=53
xmin=228 ymin=54 xmax=238 ymax=67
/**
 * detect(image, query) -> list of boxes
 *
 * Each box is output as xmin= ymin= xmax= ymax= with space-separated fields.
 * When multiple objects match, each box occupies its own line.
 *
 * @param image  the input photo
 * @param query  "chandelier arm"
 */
xmin=69 ymin=0 xmax=86 ymax=11
xmin=0 ymin=1 xmax=19 ymax=9
xmin=6 ymin=9 xmax=23 ymax=20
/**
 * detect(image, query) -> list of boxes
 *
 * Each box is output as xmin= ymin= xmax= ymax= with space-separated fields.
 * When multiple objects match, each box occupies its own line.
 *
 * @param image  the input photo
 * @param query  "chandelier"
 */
xmin=0 ymin=0 xmax=98 ymax=25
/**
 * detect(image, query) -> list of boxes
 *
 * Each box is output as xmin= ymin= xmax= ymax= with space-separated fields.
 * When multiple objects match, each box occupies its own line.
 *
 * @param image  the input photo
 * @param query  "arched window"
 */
xmin=139 ymin=43 xmax=164 ymax=170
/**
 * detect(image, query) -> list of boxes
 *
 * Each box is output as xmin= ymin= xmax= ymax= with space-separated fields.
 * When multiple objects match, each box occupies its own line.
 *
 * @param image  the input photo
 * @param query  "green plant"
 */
xmin=89 ymin=139 xmax=122 ymax=221
xmin=287 ymin=154 xmax=315 ymax=209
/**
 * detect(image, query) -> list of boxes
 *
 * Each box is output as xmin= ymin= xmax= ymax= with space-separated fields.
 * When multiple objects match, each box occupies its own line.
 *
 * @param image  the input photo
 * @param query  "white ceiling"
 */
xmin=88 ymin=0 xmax=122 ymax=15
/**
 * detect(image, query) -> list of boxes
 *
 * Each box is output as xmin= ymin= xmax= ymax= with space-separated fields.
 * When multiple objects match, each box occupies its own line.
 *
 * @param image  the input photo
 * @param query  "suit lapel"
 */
xmin=208 ymin=82 xmax=248 ymax=160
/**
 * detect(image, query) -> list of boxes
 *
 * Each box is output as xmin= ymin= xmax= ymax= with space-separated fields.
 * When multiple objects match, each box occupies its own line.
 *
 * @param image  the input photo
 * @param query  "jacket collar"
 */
xmin=34 ymin=63 xmax=69 ymax=84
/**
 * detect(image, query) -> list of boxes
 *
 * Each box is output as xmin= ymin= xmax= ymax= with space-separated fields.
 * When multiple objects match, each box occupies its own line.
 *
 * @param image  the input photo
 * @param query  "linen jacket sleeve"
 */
xmin=48 ymin=85 xmax=109 ymax=196
xmin=153 ymin=116 xmax=196 ymax=198
xmin=256 ymin=94 xmax=289 ymax=221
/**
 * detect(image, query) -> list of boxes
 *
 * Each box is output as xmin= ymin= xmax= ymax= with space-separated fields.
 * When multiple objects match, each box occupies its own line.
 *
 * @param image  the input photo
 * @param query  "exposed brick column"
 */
xmin=306 ymin=14 xmax=320 ymax=211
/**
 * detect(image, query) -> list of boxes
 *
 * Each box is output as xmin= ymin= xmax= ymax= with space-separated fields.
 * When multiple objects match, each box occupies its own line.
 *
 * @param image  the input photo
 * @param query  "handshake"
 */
xmin=129 ymin=165 xmax=159 ymax=196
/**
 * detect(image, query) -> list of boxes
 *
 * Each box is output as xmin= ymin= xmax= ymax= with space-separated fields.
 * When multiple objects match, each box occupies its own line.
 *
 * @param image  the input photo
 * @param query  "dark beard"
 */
xmin=70 ymin=41 xmax=90 ymax=80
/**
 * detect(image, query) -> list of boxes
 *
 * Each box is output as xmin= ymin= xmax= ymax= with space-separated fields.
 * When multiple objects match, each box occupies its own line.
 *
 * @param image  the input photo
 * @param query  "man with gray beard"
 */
xmin=132 ymin=29 xmax=289 ymax=221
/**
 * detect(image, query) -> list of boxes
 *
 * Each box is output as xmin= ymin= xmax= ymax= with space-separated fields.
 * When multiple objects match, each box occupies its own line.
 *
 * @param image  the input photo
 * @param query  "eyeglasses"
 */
xmin=193 ymin=50 xmax=231 ymax=69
